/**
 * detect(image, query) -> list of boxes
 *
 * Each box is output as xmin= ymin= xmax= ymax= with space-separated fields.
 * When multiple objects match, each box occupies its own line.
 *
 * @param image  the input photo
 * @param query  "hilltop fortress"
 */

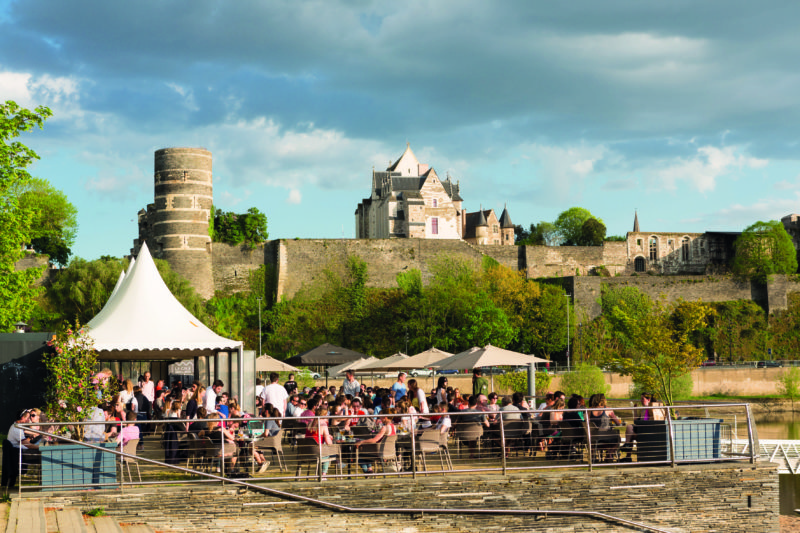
xmin=131 ymin=147 xmax=800 ymax=317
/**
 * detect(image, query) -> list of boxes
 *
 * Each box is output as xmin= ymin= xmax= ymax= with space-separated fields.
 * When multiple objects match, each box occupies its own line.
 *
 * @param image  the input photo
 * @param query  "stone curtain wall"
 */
xmin=569 ymin=275 xmax=759 ymax=319
xmin=211 ymin=242 xmax=271 ymax=294
xmin=525 ymin=241 xmax=629 ymax=278
xmin=34 ymin=463 xmax=778 ymax=532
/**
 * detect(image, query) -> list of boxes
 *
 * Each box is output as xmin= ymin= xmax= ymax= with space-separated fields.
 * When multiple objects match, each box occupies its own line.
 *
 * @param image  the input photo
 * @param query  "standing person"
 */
xmin=260 ymin=372 xmax=289 ymax=416
xmin=341 ymin=370 xmax=360 ymax=398
xmin=204 ymin=380 xmax=223 ymax=414
xmin=435 ymin=376 xmax=449 ymax=405
xmin=472 ymin=369 xmax=489 ymax=397
xmin=390 ymin=372 xmax=408 ymax=405
xmin=255 ymin=378 xmax=264 ymax=399
xmin=407 ymin=378 xmax=431 ymax=429
xmin=140 ymin=371 xmax=155 ymax=405
xmin=284 ymin=374 xmax=298 ymax=395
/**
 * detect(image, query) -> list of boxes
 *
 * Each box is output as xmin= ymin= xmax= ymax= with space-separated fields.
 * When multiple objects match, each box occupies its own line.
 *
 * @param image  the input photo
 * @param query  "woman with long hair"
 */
xmin=407 ymin=378 xmax=431 ymax=429
xmin=305 ymin=406 xmax=335 ymax=478
xmin=355 ymin=408 xmax=396 ymax=474
xmin=435 ymin=377 xmax=449 ymax=405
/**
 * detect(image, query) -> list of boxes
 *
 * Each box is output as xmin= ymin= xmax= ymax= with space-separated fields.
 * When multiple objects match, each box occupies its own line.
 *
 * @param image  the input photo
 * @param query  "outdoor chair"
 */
xmin=200 ymin=436 xmax=236 ymax=474
xmin=350 ymin=425 xmax=372 ymax=440
xmin=557 ymin=420 xmax=587 ymax=461
xmin=357 ymin=435 xmax=399 ymax=474
xmin=502 ymin=420 xmax=529 ymax=457
xmin=454 ymin=420 xmax=484 ymax=459
xmin=414 ymin=429 xmax=452 ymax=474
xmin=120 ymin=438 xmax=142 ymax=483
xmin=257 ymin=428 xmax=286 ymax=471
xmin=294 ymin=437 xmax=342 ymax=478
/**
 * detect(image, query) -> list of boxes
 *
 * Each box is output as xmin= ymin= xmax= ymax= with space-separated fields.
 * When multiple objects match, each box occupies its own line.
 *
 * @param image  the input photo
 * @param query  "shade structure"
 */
xmin=381 ymin=347 xmax=452 ymax=370
xmin=434 ymin=345 xmax=548 ymax=370
xmin=85 ymin=242 xmax=242 ymax=358
xmin=285 ymin=343 xmax=366 ymax=367
xmin=256 ymin=355 xmax=299 ymax=373
xmin=358 ymin=352 xmax=410 ymax=372
xmin=327 ymin=357 xmax=379 ymax=377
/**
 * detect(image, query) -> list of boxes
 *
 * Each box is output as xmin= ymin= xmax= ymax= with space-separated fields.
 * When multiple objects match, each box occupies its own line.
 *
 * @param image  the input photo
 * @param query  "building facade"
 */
xmin=354 ymin=144 xmax=514 ymax=245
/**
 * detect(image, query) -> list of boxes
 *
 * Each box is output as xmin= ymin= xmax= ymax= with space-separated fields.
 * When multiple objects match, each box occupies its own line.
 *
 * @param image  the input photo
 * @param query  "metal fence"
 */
xmin=7 ymin=402 xmax=756 ymax=493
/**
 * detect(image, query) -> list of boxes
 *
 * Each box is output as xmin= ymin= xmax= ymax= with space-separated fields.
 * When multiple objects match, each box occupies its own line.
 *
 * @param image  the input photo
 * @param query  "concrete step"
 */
xmin=54 ymin=509 xmax=87 ymax=533
xmin=85 ymin=516 xmax=124 ymax=533
xmin=6 ymin=500 xmax=46 ymax=533
xmin=119 ymin=525 xmax=155 ymax=533
xmin=0 ymin=503 xmax=7 ymax=533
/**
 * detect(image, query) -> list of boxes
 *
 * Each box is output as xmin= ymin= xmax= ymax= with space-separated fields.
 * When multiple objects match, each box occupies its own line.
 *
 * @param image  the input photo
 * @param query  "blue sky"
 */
xmin=3 ymin=0 xmax=800 ymax=260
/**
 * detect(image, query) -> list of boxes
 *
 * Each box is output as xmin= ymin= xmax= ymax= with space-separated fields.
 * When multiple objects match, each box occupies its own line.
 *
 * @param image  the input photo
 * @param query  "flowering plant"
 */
xmin=44 ymin=321 xmax=117 ymax=441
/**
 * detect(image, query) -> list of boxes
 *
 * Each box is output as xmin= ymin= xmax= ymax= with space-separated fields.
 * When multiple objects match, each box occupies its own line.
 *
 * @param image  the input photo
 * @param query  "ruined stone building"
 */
xmin=354 ymin=144 xmax=515 ymax=245
xmin=624 ymin=212 xmax=738 ymax=275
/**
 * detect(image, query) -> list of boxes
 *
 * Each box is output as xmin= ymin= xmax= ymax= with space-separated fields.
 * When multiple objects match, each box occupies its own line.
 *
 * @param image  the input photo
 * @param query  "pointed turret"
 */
xmin=476 ymin=207 xmax=488 ymax=227
xmin=633 ymin=210 xmax=640 ymax=232
xmin=499 ymin=205 xmax=513 ymax=228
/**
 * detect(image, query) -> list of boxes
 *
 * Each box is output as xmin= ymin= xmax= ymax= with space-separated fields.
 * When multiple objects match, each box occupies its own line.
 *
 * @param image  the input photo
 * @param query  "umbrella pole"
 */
xmin=491 ymin=374 xmax=494 ymax=393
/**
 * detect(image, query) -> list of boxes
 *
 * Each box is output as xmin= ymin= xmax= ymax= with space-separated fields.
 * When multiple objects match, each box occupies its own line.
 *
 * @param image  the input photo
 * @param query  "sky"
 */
xmin=3 ymin=0 xmax=800 ymax=260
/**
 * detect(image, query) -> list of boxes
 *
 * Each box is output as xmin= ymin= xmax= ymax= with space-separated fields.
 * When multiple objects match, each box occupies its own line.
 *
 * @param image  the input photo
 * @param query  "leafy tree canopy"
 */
xmin=731 ymin=220 xmax=798 ymax=284
xmin=516 ymin=221 xmax=559 ymax=246
xmin=0 ymin=101 xmax=52 ymax=331
xmin=12 ymin=177 xmax=78 ymax=265
xmin=553 ymin=207 xmax=602 ymax=246
xmin=576 ymin=218 xmax=606 ymax=246
xmin=211 ymin=206 xmax=268 ymax=250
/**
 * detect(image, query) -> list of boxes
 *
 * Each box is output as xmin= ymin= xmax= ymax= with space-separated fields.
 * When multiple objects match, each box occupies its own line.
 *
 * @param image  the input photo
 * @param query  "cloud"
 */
xmin=705 ymin=194 xmax=800 ymax=229
xmin=654 ymin=145 xmax=768 ymax=193
xmin=287 ymin=189 xmax=302 ymax=204
xmin=516 ymin=143 xmax=608 ymax=203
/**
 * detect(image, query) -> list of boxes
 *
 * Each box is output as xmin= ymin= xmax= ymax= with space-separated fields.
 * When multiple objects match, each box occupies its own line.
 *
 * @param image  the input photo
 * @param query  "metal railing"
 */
xmin=8 ymin=401 xmax=755 ymax=494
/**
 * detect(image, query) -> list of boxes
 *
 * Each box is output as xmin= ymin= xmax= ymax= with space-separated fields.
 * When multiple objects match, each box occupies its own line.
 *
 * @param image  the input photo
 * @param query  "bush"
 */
xmin=497 ymin=370 xmax=552 ymax=395
xmin=559 ymin=363 xmax=609 ymax=398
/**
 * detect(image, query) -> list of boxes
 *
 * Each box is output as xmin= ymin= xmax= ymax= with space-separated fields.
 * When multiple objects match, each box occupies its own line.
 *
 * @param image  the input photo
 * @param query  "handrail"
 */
xmin=18 ymin=426 xmax=674 ymax=533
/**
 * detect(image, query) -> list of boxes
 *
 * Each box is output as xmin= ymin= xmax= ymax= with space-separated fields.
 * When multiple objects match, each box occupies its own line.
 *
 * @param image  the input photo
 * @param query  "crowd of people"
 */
xmin=2 ymin=366 xmax=669 ymax=490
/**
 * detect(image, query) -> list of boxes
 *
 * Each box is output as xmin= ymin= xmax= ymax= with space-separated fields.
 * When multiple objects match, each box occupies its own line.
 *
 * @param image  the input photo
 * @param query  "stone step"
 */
xmin=0 ymin=503 xmax=7 ymax=533
xmin=119 ymin=525 xmax=155 ymax=533
xmin=54 ymin=509 xmax=87 ymax=533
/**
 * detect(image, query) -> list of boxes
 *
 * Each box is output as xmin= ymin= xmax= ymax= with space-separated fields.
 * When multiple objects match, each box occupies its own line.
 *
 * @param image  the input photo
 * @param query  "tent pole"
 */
xmin=238 ymin=344 xmax=244 ymax=407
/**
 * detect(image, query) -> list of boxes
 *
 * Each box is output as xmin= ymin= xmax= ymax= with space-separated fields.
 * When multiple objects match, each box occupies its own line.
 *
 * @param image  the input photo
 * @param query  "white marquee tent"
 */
xmin=85 ymin=243 xmax=244 ymax=395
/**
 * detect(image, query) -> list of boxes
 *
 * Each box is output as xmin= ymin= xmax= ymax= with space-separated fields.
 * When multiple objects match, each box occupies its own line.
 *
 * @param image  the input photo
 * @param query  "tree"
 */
xmin=13 ymin=177 xmax=78 ymax=266
xmin=732 ymin=220 xmax=798 ymax=284
xmin=0 ymin=101 xmax=53 ymax=331
xmin=211 ymin=206 xmax=269 ymax=250
xmin=553 ymin=207 xmax=600 ymax=246
xmin=603 ymin=291 xmax=713 ymax=407
xmin=559 ymin=363 xmax=609 ymax=398
xmin=527 ymin=284 xmax=572 ymax=359
xmin=516 ymin=221 xmax=558 ymax=246
xmin=577 ymin=218 xmax=606 ymax=246
xmin=777 ymin=367 xmax=800 ymax=408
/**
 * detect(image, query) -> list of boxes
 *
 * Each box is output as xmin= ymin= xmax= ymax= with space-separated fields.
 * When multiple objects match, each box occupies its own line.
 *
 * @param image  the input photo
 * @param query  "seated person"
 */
xmin=355 ymin=408 xmax=396 ymax=474
xmin=588 ymin=394 xmax=621 ymax=461
xmin=117 ymin=411 xmax=140 ymax=446
xmin=500 ymin=396 xmax=521 ymax=420
xmin=564 ymin=395 xmax=586 ymax=428
xmin=84 ymin=403 xmax=107 ymax=443
xmin=205 ymin=413 xmax=239 ymax=471
xmin=305 ymin=406 xmax=335 ymax=478
xmin=348 ymin=397 xmax=367 ymax=427
xmin=434 ymin=402 xmax=451 ymax=435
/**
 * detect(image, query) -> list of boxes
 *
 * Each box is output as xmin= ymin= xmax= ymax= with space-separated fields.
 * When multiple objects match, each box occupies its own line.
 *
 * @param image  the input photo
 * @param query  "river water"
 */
xmin=755 ymin=412 xmax=800 ymax=440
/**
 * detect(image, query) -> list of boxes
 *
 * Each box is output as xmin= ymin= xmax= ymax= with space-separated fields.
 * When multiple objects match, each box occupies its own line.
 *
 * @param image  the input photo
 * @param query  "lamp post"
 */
xmin=257 ymin=297 xmax=262 ymax=357
xmin=565 ymin=294 xmax=570 ymax=371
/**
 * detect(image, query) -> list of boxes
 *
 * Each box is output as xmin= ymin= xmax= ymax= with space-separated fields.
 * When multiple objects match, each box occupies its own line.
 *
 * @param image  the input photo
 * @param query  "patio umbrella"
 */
xmin=357 ymin=353 xmax=409 ymax=386
xmin=433 ymin=345 xmax=549 ymax=392
xmin=380 ymin=347 xmax=453 ymax=389
xmin=256 ymin=355 xmax=299 ymax=373
xmin=327 ymin=357 xmax=379 ymax=377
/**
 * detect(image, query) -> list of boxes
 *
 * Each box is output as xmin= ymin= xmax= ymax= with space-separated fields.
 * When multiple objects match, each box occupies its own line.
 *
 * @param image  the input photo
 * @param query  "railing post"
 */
xmin=221 ymin=433 xmax=226 ymax=483
xmin=17 ymin=424 xmax=22 ymax=497
xmin=745 ymin=403 xmax=756 ymax=464
xmin=584 ymin=408 xmax=592 ymax=471
xmin=500 ymin=416 xmax=507 ymax=475
xmin=410 ymin=413 xmax=417 ymax=480
xmin=317 ymin=425 xmax=323 ymax=482
xmin=664 ymin=406 xmax=676 ymax=468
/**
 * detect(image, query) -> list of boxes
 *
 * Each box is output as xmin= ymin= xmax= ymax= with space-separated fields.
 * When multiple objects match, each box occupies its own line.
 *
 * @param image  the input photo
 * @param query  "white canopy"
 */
xmin=256 ymin=355 xmax=299 ymax=373
xmin=434 ymin=345 xmax=548 ymax=370
xmin=327 ymin=357 xmax=380 ymax=376
xmin=85 ymin=242 xmax=242 ymax=357
xmin=358 ymin=352 xmax=409 ymax=372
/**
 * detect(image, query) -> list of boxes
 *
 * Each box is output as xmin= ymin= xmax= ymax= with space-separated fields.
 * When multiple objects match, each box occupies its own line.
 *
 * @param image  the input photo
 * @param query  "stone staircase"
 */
xmin=0 ymin=500 xmax=156 ymax=533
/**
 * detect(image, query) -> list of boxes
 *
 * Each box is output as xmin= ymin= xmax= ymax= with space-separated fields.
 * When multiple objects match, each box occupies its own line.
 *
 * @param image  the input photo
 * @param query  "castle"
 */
xmin=354 ymin=144 xmax=515 ymax=246
xmin=128 ymin=147 xmax=800 ymax=317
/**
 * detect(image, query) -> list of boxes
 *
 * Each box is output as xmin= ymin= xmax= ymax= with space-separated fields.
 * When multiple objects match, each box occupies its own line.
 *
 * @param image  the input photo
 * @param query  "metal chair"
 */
xmin=502 ymin=420 xmax=529 ymax=457
xmin=415 ymin=429 xmax=452 ymax=473
xmin=120 ymin=438 xmax=142 ymax=483
xmin=454 ymin=420 xmax=484 ymax=459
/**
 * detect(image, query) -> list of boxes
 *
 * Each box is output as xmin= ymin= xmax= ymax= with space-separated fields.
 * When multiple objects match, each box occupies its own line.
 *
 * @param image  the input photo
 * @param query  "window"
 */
xmin=682 ymin=237 xmax=690 ymax=261
xmin=433 ymin=199 xmax=437 ymax=207
xmin=494 ymin=239 xmax=500 ymax=244
xmin=505 ymin=234 xmax=510 ymax=241
xmin=634 ymin=257 xmax=646 ymax=272
xmin=649 ymin=237 xmax=658 ymax=261
xmin=637 ymin=239 xmax=642 ymax=246
xmin=493 ymin=225 xmax=499 ymax=234
xmin=431 ymin=217 xmax=438 ymax=235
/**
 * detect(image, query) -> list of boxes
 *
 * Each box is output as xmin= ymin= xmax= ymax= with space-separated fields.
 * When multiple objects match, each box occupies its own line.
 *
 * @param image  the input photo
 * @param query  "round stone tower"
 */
xmin=151 ymin=147 xmax=214 ymax=299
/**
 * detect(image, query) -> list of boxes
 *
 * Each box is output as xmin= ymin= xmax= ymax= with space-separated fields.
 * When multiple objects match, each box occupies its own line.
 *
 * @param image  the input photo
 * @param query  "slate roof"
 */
xmin=499 ymin=206 xmax=513 ymax=228
xmin=463 ymin=209 xmax=492 ymax=239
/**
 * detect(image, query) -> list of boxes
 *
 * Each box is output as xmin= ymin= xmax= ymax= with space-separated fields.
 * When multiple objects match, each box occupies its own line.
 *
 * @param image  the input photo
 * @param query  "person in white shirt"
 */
xmin=140 ymin=371 xmax=155 ymax=404
xmin=255 ymin=378 xmax=264 ymax=399
xmin=204 ymin=380 xmax=223 ymax=413
xmin=259 ymin=372 xmax=289 ymax=416
xmin=341 ymin=370 xmax=360 ymax=397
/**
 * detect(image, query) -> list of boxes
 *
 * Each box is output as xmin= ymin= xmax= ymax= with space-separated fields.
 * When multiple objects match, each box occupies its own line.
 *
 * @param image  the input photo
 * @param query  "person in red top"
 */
xmin=355 ymin=408 xmax=396 ymax=474
xmin=348 ymin=397 xmax=367 ymax=427
xmin=305 ymin=405 xmax=335 ymax=478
